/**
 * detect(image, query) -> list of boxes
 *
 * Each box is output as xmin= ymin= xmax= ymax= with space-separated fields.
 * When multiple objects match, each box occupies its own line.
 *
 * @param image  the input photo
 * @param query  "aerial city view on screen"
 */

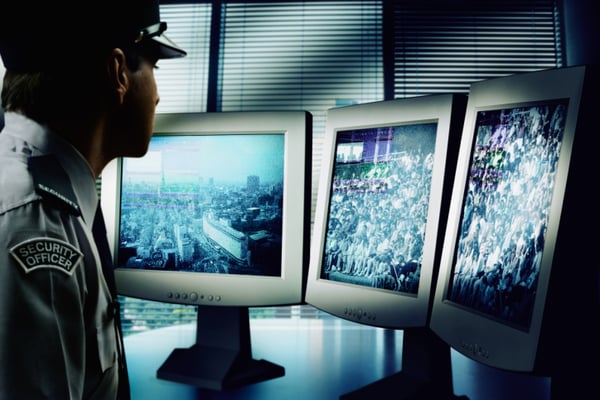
xmin=321 ymin=122 xmax=438 ymax=294
xmin=448 ymin=100 xmax=569 ymax=329
xmin=118 ymin=134 xmax=285 ymax=277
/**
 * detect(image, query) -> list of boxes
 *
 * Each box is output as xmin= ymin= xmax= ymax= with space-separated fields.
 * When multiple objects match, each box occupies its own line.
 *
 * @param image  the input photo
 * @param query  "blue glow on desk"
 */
xmin=124 ymin=317 xmax=550 ymax=399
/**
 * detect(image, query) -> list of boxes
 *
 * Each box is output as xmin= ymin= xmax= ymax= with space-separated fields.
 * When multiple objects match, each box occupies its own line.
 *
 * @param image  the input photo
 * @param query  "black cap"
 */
xmin=0 ymin=0 xmax=186 ymax=71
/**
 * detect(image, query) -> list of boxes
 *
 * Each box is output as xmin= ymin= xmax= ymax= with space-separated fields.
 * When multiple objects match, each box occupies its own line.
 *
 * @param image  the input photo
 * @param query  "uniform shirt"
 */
xmin=0 ymin=112 xmax=119 ymax=399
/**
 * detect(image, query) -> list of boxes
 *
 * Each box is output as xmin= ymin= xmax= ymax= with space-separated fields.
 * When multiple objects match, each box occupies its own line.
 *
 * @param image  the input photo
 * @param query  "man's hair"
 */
xmin=1 ymin=49 xmax=145 ymax=125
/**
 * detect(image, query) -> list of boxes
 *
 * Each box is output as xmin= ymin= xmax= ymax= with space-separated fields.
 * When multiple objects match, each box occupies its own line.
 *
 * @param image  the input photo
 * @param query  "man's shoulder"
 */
xmin=1 ymin=151 xmax=83 ymax=219
xmin=0 ymin=153 xmax=37 ymax=214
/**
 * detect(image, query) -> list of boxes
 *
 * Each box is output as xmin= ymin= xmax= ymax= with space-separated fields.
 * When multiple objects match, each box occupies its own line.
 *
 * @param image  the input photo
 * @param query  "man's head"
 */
xmin=0 ymin=0 xmax=186 ymax=72
xmin=0 ymin=0 xmax=187 ymax=171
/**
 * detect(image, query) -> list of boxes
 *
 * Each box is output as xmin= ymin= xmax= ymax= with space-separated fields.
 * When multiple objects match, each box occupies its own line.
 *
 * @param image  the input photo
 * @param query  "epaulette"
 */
xmin=28 ymin=155 xmax=81 ymax=216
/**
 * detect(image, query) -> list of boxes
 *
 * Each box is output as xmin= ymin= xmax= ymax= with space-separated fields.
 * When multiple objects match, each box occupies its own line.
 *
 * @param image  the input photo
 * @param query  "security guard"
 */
xmin=0 ymin=1 xmax=186 ymax=399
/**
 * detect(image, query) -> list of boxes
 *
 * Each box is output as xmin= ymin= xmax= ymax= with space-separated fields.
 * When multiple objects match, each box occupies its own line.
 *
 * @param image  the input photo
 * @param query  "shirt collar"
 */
xmin=3 ymin=112 xmax=98 ymax=226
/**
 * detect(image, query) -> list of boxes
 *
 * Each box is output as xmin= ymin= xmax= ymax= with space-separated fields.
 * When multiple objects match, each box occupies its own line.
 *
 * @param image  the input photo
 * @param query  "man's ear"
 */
xmin=107 ymin=48 xmax=129 ymax=106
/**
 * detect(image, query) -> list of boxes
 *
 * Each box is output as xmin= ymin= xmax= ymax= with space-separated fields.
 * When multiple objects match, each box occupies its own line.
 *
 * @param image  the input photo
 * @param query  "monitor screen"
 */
xmin=306 ymin=94 xmax=466 ymax=329
xmin=322 ymin=122 xmax=437 ymax=295
xmin=445 ymin=100 xmax=568 ymax=331
xmin=430 ymin=65 xmax=599 ymax=385
xmin=100 ymin=111 xmax=312 ymax=389
xmin=119 ymin=133 xmax=285 ymax=278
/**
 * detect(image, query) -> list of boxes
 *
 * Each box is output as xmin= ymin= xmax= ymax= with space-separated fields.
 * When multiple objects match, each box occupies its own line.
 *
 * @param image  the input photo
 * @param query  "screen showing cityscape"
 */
xmin=118 ymin=133 xmax=286 ymax=278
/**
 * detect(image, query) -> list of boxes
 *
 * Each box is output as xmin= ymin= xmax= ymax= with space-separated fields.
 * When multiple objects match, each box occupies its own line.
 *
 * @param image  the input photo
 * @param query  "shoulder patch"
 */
xmin=10 ymin=237 xmax=83 ymax=276
xmin=28 ymin=155 xmax=81 ymax=216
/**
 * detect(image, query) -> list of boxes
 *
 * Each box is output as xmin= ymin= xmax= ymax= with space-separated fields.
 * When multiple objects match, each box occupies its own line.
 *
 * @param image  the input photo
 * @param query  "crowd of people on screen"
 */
xmin=449 ymin=102 xmax=567 ymax=327
xmin=322 ymin=127 xmax=437 ymax=294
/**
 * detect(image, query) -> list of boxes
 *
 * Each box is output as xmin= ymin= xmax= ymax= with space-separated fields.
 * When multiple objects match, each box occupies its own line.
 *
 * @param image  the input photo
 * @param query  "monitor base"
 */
xmin=340 ymin=370 xmax=468 ymax=400
xmin=341 ymin=327 xmax=468 ymax=400
xmin=157 ymin=343 xmax=284 ymax=391
xmin=156 ymin=305 xmax=284 ymax=391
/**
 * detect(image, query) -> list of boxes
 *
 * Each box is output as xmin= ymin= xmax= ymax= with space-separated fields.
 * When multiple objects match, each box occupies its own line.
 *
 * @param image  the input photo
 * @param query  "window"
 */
xmin=118 ymin=0 xmax=563 ymax=336
xmin=154 ymin=3 xmax=212 ymax=113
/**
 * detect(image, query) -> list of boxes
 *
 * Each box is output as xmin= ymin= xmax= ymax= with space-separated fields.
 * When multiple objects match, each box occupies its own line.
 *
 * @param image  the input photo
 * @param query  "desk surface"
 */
xmin=123 ymin=318 xmax=550 ymax=400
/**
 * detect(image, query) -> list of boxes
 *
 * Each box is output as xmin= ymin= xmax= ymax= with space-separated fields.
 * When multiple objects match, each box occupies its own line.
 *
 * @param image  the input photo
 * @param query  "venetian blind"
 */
xmin=154 ymin=3 xmax=212 ymax=113
xmin=391 ymin=0 xmax=563 ymax=98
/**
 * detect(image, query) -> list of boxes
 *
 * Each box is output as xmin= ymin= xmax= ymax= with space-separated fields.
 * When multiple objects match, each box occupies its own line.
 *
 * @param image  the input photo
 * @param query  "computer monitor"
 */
xmin=100 ymin=111 xmax=312 ymax=390
xmin=430 ymin=65 xmax=600 ymax=398
xmin=305 ymin=94 xmax=467 ymax=399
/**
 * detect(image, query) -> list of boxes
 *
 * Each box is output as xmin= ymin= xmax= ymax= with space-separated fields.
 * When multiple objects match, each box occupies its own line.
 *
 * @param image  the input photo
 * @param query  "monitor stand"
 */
xmin=156 ymin=305 xmax=284 ymax=390
xmin=340 ymin=327 xmax=468 ymax=400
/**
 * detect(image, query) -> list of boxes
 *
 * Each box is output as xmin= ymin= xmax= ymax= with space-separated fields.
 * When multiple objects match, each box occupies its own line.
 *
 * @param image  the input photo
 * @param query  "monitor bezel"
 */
xmin=100 ymin=111 xmax=311 ymax=307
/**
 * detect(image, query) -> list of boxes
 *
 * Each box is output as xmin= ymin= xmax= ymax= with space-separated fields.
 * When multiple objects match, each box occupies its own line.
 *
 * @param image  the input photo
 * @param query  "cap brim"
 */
xmin=151 ymin=33 xmax=186 ymax=59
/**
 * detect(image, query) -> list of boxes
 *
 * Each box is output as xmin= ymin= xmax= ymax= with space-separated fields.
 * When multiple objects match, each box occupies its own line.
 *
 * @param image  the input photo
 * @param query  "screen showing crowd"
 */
xmin=321 ymin=122 xmax=438 ymax=294
xmin=448 ymin=100 xmax=569 ymax=330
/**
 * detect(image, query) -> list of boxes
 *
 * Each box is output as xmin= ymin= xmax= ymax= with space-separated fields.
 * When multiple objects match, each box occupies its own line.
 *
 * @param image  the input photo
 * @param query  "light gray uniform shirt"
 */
xmin=0 ymin=112 xmax=118 ymax=399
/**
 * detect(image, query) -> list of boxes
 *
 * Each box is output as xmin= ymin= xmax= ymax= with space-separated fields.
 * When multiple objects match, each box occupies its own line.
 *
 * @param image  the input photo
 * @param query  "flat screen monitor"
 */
xmin=430 ymin=65 xmax=599 ymax=397
xmin=100 ymin=111 xmax=312 ymax=390
xmin=305 ymin=94 xmax=467 ymax=399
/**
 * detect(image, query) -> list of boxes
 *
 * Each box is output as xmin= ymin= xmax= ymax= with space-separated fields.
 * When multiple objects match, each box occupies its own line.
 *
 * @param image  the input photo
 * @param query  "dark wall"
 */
xmin=562 ymin=0 xmax=600 ymax=66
